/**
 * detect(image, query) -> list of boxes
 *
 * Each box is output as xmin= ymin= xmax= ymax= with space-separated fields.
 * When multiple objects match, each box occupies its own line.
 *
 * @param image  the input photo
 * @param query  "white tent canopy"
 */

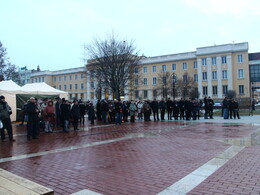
xmin=0 ymin=80 xmax=25 ymax=121
xmin=0 ymin=81 xmax=68 ymax=121
xmin=21 ymin=82 xmax=67 ymax=98
xmin=0 ymin=80 xmax=23 ymax=91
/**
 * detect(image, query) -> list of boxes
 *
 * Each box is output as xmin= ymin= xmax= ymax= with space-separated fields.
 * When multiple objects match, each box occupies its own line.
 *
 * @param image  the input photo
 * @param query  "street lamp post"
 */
xmin=172 ymin=73 xmax=176 ymax=101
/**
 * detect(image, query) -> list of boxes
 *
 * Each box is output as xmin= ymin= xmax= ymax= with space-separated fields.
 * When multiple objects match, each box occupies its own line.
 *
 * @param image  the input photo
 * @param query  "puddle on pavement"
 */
xmin=125 ymin=132 xmax=157 ymax=138
xmin=221 ymin=129 xmax=260 ymax=146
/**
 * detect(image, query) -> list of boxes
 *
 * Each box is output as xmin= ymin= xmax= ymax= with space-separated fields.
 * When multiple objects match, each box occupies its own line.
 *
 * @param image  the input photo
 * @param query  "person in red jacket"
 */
xmin=43 ymin=100 xmax=55 ymax=133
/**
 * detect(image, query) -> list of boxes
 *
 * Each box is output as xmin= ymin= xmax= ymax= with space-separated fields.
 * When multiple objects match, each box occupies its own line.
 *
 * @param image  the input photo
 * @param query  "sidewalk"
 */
xmin=0 ymin=115 xmax=260 ymax=195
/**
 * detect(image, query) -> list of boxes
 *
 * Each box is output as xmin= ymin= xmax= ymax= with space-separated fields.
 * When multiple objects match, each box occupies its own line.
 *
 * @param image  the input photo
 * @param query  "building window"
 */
xmin=213 ymin=86 xmax=218 ymax=96
xmin=35 ymin=78 xmax=38 ymax=83
xmin=59 ymin=85 xmax=61 ymax=90
xmin=70 ymin=75 xmax=72 ymax=80
xmin=223 ymin=85 xmax=228 ymax=95
xmin=222 ymin=70 xmax=227 ymax=79
xmin=75 ymin=75 xmax=78 ymax=80
xmin=135 ymin=91 xmax=139 ymax=99
xmin=143 ymin=78 xmax=148 ymax=85
xmin=222 ymin=56 xmax=227 ymax=64
xmin=183 ymin=74 xmax=188 ymax=83
xmin=212 ymin=71 xmax=217 ymax=80
xmin=194 ymin=74 xmax=198 ymax=82
xmin=152 ymin=77 xmax=157 ymax=85
xmin=134 ymin=78 xmax=138 ymax=86
xmin=143 ymin=67 xmax=147 ymax=73
xmin=183 ymin=62 xmax=187 ymax=70
xmin=193 ymin=61 xmax=197 ymax=69
xmin=134 ymin=67 xmax=138 ymax=74
xmin=38 ymin=77 xmax=41 ymax=82
xmin=75 ymin=84 xmax=78 ymax=90
xmin=54 ymin=77 xmax=56 ymax=82
xmin=239 ymin=85 xmax=244 ymax=95
xmin=59 ymin=77 xmax=61 ymax=81
xmin=153 ymin=90 xmax=157 ymax=98
xmin=143 ymin=90 xmax=148 ymax=99
xmin=81 ymin=74 xmax=84 ymax=79
xmin=212 ymin=57 xmax=217 ymax=65
xmin=42 ymin=77 xmax=44 ymax=82
xmin=64 ymin=76 xmax=66 ymax=81
xmin=162 ymin=65 xmax=166 ymax=72
xmin=238 ymin=69 xmax=244 ymax=78
xmin=237 ymin=54 xmax=243 ymax=63
xmin=172 ymin=64 xmax=176 ymax=71
xmin=202 ymin=58 xmax=207 ymax=66
xmin=250 ymin=65 xmax=260 ymax=82
xmin=81 ymin=83 xmax=84 ymax=89
xmin=202 ymin=72 xmax=207 ymax=81
xmin=53 ymin=85 xmax=56 ymax=88
xmin=203 ymin=86 xmax=208 ymax=96
xmin=70 ymin=94 xmax=73 ymax=100
xmin=64 ymin=85 xmax=67 ymax=90
xmin=153 ymin=66 xmax=156 ymax=73
xmin=163 ymin=76 xmax=167 ymax=84
xmin=70 ymin=84 xmax=72 ymax=90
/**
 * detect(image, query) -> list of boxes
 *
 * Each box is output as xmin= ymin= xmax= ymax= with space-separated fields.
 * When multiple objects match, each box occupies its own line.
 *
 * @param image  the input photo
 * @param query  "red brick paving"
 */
xmin=0 ymin=120 xmax=260 ymax=195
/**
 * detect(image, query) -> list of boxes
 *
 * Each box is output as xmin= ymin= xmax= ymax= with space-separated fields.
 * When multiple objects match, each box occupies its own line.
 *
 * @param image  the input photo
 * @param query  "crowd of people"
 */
xmin=0 ymin=95 xmax=241 ymax=142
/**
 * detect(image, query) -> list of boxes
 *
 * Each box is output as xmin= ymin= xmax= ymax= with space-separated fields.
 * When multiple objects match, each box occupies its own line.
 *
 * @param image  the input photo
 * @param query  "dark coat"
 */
xmin=26 ymin=102 xmax=39 ymax=121
xmin=71 ymin=104 xmax=80 ymax=118
xmin=159 ymin=100 xmax=166 ymax=110
xmin=88 ymin=105 xmax=95 ymax=120
xmin=60 ymin=103 xmax=71 ymax=120
xmin=151 ymin=100 xmax=159 ymax=111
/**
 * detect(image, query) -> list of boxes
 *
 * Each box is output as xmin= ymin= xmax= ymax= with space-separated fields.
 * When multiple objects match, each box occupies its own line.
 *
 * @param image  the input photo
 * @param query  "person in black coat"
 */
xmin=166 ymin=98 xmax=173 ymax=120
xmin=203 ymin=97 xmax=209 ymax=119
xmin=159 ymin=99 xmax=166 ymax=120
xmin=55 ymin=98 xmax=61 ymax=128
xmin=151 ymin=99 xmax=159 ymax=121
xmin=178 ymin=98 xmax=185 ymax=120
xmin=101 ymin=100 xmax=109 ymax=124
xmin=79 ymin=100 xmax=86 ymax=124
xmin=60 ymin=100 xmax=70 ymax=132
xmin=26 ymin=97 xmax=40 ymax=139
xmin=208 ymin=96 xmax=214 ymax=119
xmin=88 ymin=103 xmax=95 ymax=124
xmin=71 ymin=100 xmax=80 ymax=130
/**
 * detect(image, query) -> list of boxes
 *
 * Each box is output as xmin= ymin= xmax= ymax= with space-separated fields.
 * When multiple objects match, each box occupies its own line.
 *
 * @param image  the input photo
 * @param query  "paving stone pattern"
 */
xmin=0 ymin=119 xmax=260 ymax=195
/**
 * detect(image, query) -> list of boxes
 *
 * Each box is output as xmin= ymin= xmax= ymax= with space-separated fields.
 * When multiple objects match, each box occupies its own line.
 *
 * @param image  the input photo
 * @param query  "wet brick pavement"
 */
xmin=1 ymin=116 xmax=260 ymax=195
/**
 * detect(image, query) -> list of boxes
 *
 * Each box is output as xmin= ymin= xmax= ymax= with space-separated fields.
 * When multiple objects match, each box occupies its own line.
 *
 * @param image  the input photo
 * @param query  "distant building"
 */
xmin=86 ymin=42 xmax=251 ymax=101
xmin=18 ymin=66 xmax=34 ymax=85
xmin=30 ymin=67 xmax=87 ymax=101
xmin=249 ymin=52 xmax=260 ymax=98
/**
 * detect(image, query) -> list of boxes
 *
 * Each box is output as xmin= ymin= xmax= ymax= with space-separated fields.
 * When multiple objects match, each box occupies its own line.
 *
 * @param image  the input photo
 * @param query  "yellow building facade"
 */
xmin=131 ymin=42 xmax=249 ymax=100
xmin=29 ymin=42 xmax=250 ymax=102
xmin=30 ymin=67 xmax=87 ymax=101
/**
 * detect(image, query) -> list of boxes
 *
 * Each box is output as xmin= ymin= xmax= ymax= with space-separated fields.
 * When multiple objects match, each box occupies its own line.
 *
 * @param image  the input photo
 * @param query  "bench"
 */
xmin=0 ymin=168 xmax=54 ymax=195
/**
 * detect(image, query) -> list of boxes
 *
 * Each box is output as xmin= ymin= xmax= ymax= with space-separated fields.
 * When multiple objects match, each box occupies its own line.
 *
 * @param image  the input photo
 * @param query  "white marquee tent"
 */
xmin=0 ymin=81 xmax=68 ymax=121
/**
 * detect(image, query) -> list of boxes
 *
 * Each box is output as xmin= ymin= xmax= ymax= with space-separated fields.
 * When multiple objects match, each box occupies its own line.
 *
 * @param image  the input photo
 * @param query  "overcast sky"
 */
xmin=1 ymin=0 xmax=260 ymax=71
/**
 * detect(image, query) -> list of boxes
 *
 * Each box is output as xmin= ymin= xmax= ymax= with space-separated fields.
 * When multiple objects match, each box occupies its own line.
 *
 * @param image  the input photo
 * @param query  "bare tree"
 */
xmin=155 ymin=72 xmax=177 ymax=99
xmin=175 ymin=72 xmax=197 ymax=99
xmin=85 ymin=33 xmax=141 ymax=99
xmin=0 ymin=41 xmax=21 ymax=84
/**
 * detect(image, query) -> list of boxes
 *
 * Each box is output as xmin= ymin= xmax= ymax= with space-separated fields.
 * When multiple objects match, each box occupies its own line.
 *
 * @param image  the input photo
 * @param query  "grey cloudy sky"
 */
xmin=1 ymin=0 xmax=260 ymax=71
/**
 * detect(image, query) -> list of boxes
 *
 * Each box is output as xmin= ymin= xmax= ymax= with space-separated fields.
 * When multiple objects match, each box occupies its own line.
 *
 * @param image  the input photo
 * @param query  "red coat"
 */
xmin=43 ymin=105 xmax=55 ymax=123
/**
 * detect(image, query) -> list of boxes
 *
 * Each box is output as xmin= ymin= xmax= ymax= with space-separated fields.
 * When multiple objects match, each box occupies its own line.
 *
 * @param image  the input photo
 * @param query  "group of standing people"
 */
xmin=1 ymin=94 xmax=242 ymax=142
xmin=222 ymin=97 xmax=240 ymax=119
xmin=20 ymin=97 xmax=88 ymax=139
